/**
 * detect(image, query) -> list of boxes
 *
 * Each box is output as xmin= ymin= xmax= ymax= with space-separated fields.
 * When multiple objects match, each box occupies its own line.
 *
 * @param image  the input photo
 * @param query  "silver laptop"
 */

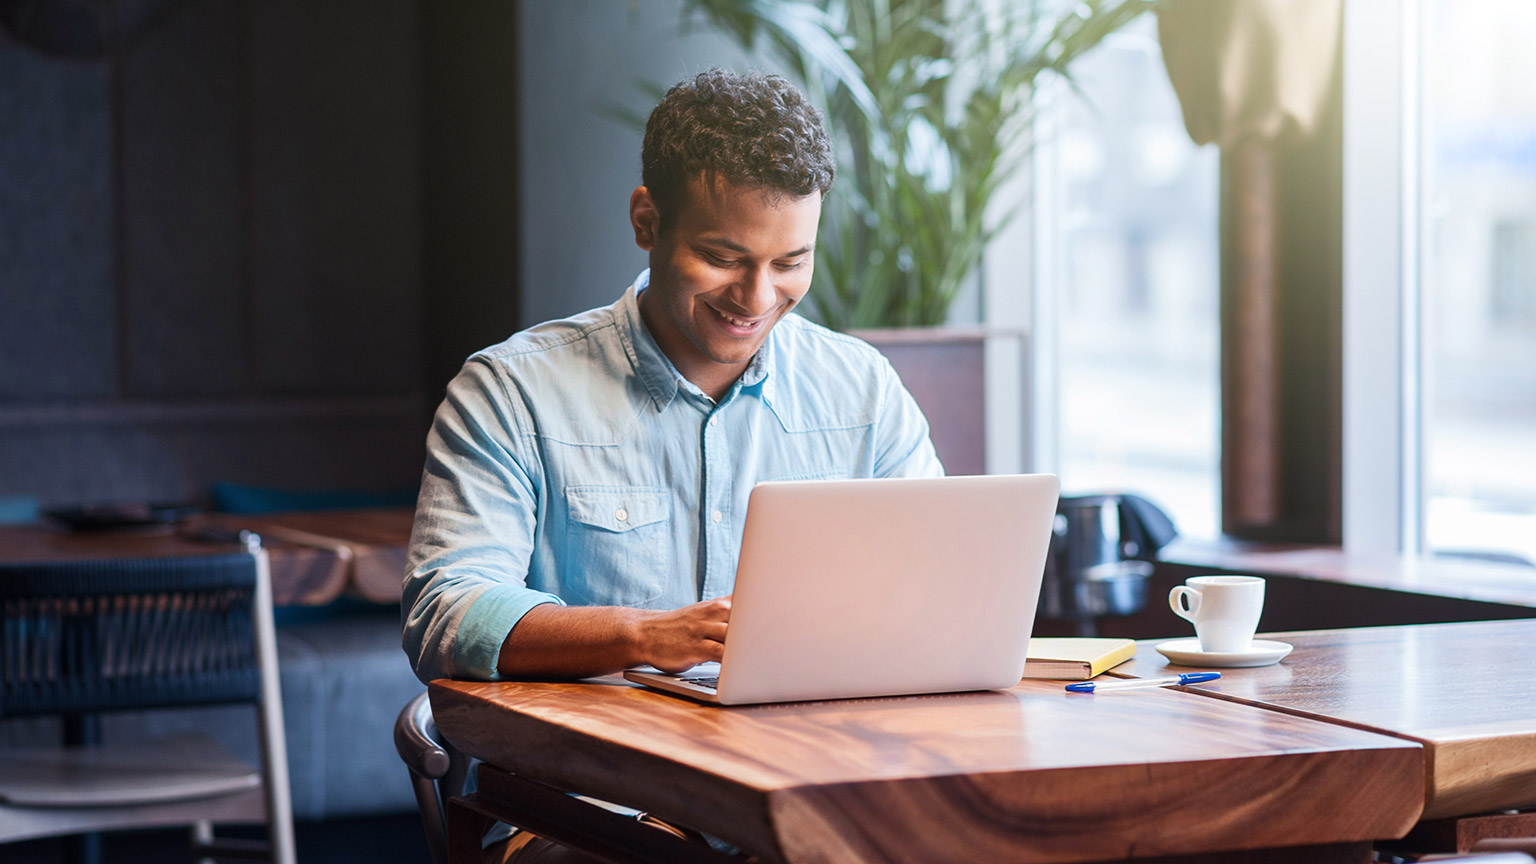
xmin=623 ymin=473 xmax=1059 ymax=705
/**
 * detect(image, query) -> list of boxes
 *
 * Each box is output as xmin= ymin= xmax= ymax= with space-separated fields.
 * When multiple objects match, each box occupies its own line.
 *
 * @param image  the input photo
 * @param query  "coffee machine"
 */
xmin=1039 ymin=494 xmax=1178 ymax=636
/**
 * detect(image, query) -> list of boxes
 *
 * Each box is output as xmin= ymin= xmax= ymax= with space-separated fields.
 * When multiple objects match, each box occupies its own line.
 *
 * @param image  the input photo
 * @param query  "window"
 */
xmin=1421 ymin=0 xmax=1536 ymax=564
xmin=1034 ymin=15 xmax=1222 ymax=538
xmin=1346 ymin=0 xmax=1536 ymax=565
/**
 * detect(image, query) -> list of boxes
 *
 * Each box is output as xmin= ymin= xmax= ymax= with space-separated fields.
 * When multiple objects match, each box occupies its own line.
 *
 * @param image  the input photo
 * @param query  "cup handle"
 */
xmin=1169 ymin=586 xmax=1201 ymax=623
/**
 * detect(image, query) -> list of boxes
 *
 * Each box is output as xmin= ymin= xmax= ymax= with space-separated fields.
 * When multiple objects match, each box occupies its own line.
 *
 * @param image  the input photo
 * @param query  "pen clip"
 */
xmin=1176 ymin=672 xmax=1221 ymax=685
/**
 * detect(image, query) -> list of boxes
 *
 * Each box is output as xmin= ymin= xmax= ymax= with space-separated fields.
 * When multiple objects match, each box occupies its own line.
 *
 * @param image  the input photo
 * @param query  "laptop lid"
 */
xmin=629 ymin=474 xmax=1058 ymax=705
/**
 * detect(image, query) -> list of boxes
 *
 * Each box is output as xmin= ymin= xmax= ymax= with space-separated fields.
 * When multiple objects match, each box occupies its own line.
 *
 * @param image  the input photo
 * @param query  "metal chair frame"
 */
xmin=394 ymin=689 xmax=469 ymax=864
xmin=0 ymin=537 xmax=295 ymax=863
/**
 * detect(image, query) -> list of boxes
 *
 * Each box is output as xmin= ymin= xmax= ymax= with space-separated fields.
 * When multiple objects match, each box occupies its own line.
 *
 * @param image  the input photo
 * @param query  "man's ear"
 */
xmin=630 ymin=186 xmax=660 ymax=251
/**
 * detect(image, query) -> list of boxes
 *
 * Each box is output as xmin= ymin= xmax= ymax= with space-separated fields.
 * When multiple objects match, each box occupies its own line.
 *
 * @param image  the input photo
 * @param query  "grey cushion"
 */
xmin=273 ymin=606 xmax=426 ymax=819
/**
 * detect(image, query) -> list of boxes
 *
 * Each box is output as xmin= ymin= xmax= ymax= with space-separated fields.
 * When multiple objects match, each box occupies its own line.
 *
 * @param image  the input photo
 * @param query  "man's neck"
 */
xmin=694 ymin=369 xmax=743 ymax=403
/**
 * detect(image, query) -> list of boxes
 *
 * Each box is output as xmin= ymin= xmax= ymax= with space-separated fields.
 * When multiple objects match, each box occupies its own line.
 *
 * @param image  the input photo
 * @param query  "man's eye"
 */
xmin=702 ymin=251 xmax=735 ymax=267
xmin=775 ymin=258 xmax=808 ymax=271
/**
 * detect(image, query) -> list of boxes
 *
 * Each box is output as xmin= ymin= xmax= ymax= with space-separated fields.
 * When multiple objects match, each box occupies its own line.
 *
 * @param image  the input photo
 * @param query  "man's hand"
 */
xmin=497 ymin=595 xmax=732 ymax=679
xmin=635 ymin=595 xmax=732 ymax=673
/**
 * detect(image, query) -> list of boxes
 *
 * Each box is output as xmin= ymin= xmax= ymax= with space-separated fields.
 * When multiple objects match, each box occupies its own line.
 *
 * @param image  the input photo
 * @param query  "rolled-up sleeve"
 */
xmin=401 ymin=359 xmax=563 ymax=684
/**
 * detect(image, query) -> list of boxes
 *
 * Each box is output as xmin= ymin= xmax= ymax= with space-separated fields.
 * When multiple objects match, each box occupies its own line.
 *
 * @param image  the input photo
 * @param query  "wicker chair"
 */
xmin=0 ymin=537 xmax=295 ymax=863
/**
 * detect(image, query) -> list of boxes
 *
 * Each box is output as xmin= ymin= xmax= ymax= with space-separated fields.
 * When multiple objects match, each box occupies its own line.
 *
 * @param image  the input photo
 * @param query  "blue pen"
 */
xmin=1065 ymin=672 xmax=1220 ymax=693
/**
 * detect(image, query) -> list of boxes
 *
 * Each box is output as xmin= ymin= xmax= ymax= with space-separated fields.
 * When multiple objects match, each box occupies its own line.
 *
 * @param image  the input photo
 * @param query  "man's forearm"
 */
xmin=496 ymin=596 xmax=731 ymax=679
xmin=496 ymin=603 xmax=646 ymax=678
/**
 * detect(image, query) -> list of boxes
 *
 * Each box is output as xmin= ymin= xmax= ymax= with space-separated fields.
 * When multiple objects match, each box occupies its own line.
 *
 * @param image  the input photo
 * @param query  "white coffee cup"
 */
xmin=1168 ymin=575 xmax=1265 ymax=653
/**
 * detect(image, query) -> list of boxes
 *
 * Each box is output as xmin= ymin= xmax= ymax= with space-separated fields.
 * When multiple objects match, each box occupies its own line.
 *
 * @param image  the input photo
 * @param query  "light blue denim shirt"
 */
xmin=402 ymin=271 xmax=943 ymax=683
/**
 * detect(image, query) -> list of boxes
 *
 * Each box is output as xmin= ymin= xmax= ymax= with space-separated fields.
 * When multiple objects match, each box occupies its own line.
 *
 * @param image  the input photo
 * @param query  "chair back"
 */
xmin=395 ymin=690 xmax=467 ymax=864
xmin=1 ymin=552 xmax=263 ymax=717
xmin=0 ymin=542 xmax=295 ymax=863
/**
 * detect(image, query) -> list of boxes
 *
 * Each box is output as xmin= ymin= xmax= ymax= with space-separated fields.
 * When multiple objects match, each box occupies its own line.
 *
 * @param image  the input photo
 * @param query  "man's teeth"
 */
xmin=718 ymin=310 xmax=757 ymax=327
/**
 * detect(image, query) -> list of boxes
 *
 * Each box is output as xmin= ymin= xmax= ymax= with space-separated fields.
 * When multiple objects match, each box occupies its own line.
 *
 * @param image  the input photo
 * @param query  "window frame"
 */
xmin=1342 ymin=0 xmax=1427 ymax=557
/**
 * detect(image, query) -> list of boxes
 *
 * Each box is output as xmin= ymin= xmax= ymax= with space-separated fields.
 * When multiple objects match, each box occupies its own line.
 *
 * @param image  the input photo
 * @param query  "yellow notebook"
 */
xmin=1021 ymin=638 xmax=1137 ymax=680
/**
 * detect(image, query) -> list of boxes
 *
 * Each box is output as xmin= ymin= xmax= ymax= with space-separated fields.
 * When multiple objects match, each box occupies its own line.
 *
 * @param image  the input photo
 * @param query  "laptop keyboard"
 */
xmin=684 ymin=676 xmax=719 ymax=690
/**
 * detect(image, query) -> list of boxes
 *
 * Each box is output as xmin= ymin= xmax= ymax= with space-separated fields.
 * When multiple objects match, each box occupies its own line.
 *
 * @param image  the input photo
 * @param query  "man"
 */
xmin=402 ymin=69 xmax=942 ymax=858
xmin=404 ymin=68 xmax=941 ymax=685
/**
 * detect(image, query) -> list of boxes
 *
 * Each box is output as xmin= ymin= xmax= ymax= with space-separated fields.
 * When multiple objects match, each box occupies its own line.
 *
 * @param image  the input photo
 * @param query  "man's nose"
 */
xmin=736 ymin=265 xmax=777 ymax=316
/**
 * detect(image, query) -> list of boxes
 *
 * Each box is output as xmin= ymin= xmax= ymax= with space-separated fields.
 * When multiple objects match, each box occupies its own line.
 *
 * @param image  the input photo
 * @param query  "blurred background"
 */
xmin=3 ymin=1 xmax=1536 ymax=861
xmin=4 ymin=0 xmax=1530 ymax=561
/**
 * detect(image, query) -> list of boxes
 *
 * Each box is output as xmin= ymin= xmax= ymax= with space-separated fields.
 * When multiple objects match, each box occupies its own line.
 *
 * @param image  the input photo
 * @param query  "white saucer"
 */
xmin=1154 ymin=638 xmax=1293 ymax=668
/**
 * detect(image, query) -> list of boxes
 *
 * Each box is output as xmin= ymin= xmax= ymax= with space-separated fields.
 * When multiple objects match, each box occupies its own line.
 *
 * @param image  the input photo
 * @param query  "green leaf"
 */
xmin=657 ymin=0 xmax=1159 ymax=329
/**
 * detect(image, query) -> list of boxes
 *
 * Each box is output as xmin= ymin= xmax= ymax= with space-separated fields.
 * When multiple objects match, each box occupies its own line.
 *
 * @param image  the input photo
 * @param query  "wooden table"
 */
xmin=1113 ymin=620 xmax=1536 ymax=854
xmin=195 ymin=508 xmax=412 ymax=604
xmin=0 ymin=508 xmax=413 ymax=606
xmin=430 ymin=676 xmax=1424 ymax=864
xmin=1113 ymin=619 xmax=1536 ymax=819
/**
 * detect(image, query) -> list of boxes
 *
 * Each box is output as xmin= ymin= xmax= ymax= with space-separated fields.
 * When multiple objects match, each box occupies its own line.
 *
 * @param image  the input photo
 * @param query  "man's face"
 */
xmin=632 ymin=176 xmax=821 ymax=399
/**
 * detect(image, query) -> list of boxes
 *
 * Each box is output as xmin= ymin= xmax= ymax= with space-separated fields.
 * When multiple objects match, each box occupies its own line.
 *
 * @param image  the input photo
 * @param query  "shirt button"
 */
xmin=708 ymin=415 xmax=718 ymax=428
xmin=615 ymin=508 xmax=628 ymax=522
xmin=711 ymin=510 xmax=723 ymax=524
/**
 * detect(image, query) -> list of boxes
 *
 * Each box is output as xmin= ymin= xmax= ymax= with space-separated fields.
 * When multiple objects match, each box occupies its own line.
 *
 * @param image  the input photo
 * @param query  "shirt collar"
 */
xmin=618 ymin=269 xmax=779 ymax=410
xmin=738 ymin=325 xmax=773 ymax=390
xmin=617 ymin=271 xmax=683 ymax=412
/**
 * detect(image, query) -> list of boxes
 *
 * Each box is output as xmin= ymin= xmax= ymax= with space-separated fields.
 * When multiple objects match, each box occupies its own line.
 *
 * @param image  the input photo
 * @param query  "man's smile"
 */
xmin=709 ymin=304 xmax=767 ymax=331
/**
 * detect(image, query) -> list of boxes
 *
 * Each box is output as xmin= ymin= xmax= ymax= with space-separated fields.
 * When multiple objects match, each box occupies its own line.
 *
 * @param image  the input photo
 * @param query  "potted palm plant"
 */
xmin=630 ymin=0 xmax=1158 ymax=471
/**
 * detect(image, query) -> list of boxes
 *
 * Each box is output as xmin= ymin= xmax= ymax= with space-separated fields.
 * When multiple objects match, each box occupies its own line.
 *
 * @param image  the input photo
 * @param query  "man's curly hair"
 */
xmin=642 ymin=69 xmax=835 ymax=229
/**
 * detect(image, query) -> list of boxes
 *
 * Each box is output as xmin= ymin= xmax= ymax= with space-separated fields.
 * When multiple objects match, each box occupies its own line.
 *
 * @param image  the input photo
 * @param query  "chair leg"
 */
xmin=252 ymin=550 xmax=297 ymax=864
xmin=192 ymin=820 xmax=216 ymax=864
xmin=65 ymin=832 xmax=103 ymax=864
xmin=63 ymin=715 xmax=104 ymax=864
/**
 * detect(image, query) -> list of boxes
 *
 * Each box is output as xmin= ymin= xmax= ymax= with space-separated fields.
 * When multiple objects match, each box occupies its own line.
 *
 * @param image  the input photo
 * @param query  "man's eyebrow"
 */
xmin=698 ymin=236 xmax=750 ymax=254
xmin=698 ymin=236 xmax=815 ymax=258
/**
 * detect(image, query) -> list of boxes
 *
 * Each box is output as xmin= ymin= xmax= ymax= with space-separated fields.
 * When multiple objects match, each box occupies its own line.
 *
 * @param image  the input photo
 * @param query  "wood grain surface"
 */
xmin=198 ymin=508 xmax=412 ymax=603
xmin=1393 ymin=809 xmax=1536 ymax=856
xmin=0 ymin=519 xmax=347 ymax=605
xmin=1116 ymin=620 xmax=1536 ymax=819
xmin=0 ymin=521 xmax=219 ymax=563
xmin=0 ymin=508 xmax=413 ymax=606
xmin=431 ymin=676 xmax=1423 ymax=863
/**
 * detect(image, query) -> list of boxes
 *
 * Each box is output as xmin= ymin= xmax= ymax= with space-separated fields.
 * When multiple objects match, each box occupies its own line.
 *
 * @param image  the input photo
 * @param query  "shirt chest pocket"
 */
xmin=563 ymin=486 xmax=671 ymax=607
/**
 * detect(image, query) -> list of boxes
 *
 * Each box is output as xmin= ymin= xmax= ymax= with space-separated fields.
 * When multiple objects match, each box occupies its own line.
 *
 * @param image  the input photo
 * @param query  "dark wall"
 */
xmin=420 ymin=1 xmax=521 ymax=403
xmin=0 ymin=0 xmax=519 ymax=509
